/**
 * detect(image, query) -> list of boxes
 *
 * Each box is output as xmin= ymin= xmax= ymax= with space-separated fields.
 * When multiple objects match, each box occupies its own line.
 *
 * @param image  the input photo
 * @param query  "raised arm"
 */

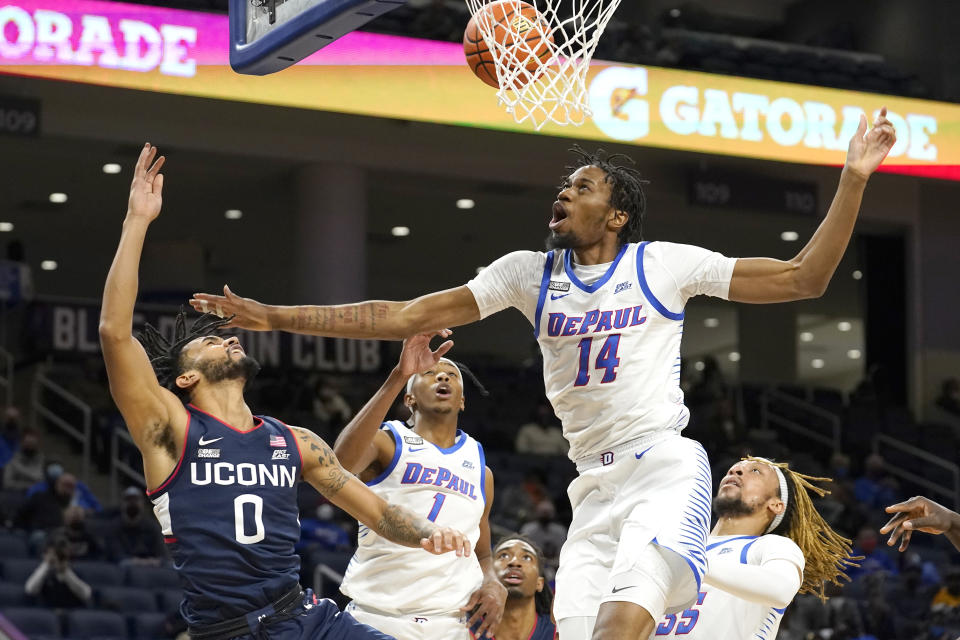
xmin=728 ymin=108 xmax=896 ymax=304
xmin=290 ymin=426 xmax=471 ymax=555
xmin=190 ymin=285 xmax=480 ymax=340
xmin=334 ymin=331 xmax=454 ymax=476
xmin=462 ymin=467 xmax=507 ymax=638
xmin=880 ymin=496 xmax=960 ymax=552
xmin=99 ymin=144 xmax=185 ymax=461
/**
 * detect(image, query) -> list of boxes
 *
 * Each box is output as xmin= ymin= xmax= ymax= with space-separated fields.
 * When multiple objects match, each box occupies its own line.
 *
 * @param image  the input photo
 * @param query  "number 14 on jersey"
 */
xmin=575 ymin=334 xmax=622 ymax=386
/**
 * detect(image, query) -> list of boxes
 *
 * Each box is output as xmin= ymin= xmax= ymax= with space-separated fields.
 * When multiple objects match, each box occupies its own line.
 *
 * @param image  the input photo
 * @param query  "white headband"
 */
xmin=405 ymin=358 xmax=463 ymax=395
xmin=756 ymin=458 xmax=790 ymax=534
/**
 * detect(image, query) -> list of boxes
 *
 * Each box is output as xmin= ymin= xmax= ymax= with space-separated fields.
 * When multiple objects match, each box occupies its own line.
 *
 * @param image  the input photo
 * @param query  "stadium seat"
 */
xmin=131 ymin=612 xmax=169 ymax=639
xmin=0 ymin=581 xmax=28 ymax=607
xmin=1 ymin=558 xmax=40 ymax=584
xmin=1 ymin=606 xmax=60 ymax=637
xmin=98 ymin=586 xmax=158 ymax=613
xmin=126 ymin=566 xmax=179 ymax=589
xmin=0 ymin=532 xmax=29 ymax=559
xmin=73 ymin=560 xmax=124 ymax=587
xmin=65 ymin=609 xmax=128 ymax=639
xmin=157 ymin=589 xmax=182 ymax=613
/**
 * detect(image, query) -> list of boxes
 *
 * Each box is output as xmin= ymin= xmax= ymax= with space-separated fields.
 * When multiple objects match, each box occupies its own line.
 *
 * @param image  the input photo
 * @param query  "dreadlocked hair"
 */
xmin=494 ymin=533 xmax=554 ymax=616
xmin=745 ymin=457 xmax=861 ymax=601
xmin=446 ymin=360 xmax=489 ymax=398
xmin=566 ymin=145 xmax=649 ymax=246
xmin=138 ymin=309 xmax=234 ymax=396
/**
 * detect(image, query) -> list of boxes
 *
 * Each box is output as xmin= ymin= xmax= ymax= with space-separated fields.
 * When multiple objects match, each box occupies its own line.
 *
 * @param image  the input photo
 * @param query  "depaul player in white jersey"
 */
xmin=652 ymin=458 xmax=857 ymax=640
xmin=192 ymin=108 xmax=896 ymax=639
xmin=334 ymin=332 xmax=506 ymax=640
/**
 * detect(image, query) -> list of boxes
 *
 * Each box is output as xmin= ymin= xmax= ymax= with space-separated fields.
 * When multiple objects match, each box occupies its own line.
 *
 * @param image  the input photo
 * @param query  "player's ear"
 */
xmin=536 ymin=576 xmax=544 ymax=592
xmin=404 ymin=392 xmax=416 ymax=412
xmin=175 ymin=370 xmax=199 ymax=391
xmin=608 ymin=208 xmax=628 ymax=233
xmin=769 ymin=498 xmax=785 ymax=517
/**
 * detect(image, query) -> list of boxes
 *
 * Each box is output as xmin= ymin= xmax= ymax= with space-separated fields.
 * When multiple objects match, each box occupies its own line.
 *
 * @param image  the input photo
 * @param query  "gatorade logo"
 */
xmin=589 ymin=67 xmax=650 ymax=141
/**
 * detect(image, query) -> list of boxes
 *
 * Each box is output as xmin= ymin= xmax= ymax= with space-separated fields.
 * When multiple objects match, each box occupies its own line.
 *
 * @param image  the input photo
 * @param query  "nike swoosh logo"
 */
xmin=408 ymin=447 xmax=427 ymax=453
xmin=611 ymin=585 xmax=634 ymax=594
xmin=634 ymin=446 xmax=654 ymax=460
xmin=198 ymin=436 xmax=223 ymax=446
xmin=550 ymin=293 xmax=571 ymax=300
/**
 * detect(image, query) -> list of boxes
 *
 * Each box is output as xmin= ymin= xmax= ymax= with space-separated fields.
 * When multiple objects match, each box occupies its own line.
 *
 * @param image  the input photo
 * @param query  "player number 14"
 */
xmin=575 ymin=334 xmax=622 ymax=386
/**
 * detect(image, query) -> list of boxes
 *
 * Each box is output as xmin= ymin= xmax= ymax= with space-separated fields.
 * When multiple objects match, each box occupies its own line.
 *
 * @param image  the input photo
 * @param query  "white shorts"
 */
xmin=345 ymin=602 xmax=470 ymax=640
xmin=554 ymin=433 xmax=711 ymax=624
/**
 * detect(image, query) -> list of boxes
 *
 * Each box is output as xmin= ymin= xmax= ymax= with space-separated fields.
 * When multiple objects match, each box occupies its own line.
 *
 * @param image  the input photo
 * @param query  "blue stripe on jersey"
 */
xmin=636 ymin=242 xmax=685 ymax=321
xmin=478 ymin=442 xmax=487 ymax=504
xmin=432 ymin=430 xmax=468 ymax=454
xmin=564 ymin=243 xmax=629 ymax=293
xmin=740 ymin=538 xmax=759 ymax=564
xmin=705 ymin=535 xmax=758 ymax=551
xmin=773 ymin=607 xmax=786 ymax=614
xmin=366 ymin=422 xmax=403 ymax=486
xmin=534 ymin=251 xmax=555 ymax=339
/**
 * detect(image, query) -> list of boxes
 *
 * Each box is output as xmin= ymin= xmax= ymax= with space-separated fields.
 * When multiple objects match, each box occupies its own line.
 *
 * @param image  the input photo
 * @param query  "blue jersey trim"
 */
xmin=636 ymin=242 xmax=685 ymax=321
xmin=534 ymin=251 xmax=555 ymax=339
xmin=740 ymin=538 xmax=759 ymax=564
xmin=365 ymin=422 xmax=402 ymax=486
xmin=705 ymin=535 xmax=758 ymax=552
xmin=564 ymin=243 xmax=629 ymax=294
xmin=431 ymin=430 xmax=468 ymax=455
xmin=652 ymin=536 xmax=703 ymax=592
xmin=478 ymin=441 xmax=487 ymax=505
xmin=773 ymin=607 xmax=786 ymax=614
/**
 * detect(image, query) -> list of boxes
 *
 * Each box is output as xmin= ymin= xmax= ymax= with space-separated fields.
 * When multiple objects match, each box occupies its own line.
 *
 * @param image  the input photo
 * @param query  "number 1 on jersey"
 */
xmin=427 ymin=492 xmax=446 ymax=522
xmin=575 ymin=334 xmax=622 ymax=386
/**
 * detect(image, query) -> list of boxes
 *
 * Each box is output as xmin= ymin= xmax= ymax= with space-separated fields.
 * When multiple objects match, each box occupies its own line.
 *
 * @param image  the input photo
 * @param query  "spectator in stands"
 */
xmin=848 ymin=526 xmax=898 ymax=580
xmin=888 ymin=553 xmax=936 ymax=632
xmin=854 ymin=453 xmax=898 ymax=510
xmin=105 ymin=486 xmax=166 ymax=564
xmin=298 ymin=503 xmax=352 ymax=552
xmin=783 ymin=581 xmax=865 ymax=640
xmin=0 ymin=239 xmax=34 ymax=306
xmin=25 ymin=463 xmax=102 ymax=512
xmin=57 ymin=504 xmax=103 ymax=561
xmin=0 ymin=406 xmax=23 ymax=468
xmin=24 ymin=532 xmax=92 ymax=608
xmin=515 ymin=404 xmax=568 ymax=456
xmin=16 ymin=469 xmax=80 ymax=534
xmin=932 ymin=567 xmax=960 ymax=634
xmin=519 ymin=501 xmax=567 ymax=564
xmin=496 ymin=470 xmax=550 ymax=529
xmin=936 ymin=378 xmax=960 ymax=418
xmin=2 ymin=428 xmax=44 ymax=490
xmin=311 ymin=378 xmax=353 ymax=431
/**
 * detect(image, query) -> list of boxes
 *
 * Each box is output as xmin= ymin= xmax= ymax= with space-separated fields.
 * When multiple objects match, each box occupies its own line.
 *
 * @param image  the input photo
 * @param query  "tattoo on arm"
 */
xmin=293 ymin=303 xmax=390 ymax=334
xmin=297 ymin=430 xmax=349 ymax=497
xmin=377 ymin=504 xmax=435 ymax=547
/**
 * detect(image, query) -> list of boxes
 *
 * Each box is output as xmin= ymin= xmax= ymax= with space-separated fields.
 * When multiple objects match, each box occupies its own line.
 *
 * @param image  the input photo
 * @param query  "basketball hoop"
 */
xmin=463 ymin=0 xmax=621 ymax=130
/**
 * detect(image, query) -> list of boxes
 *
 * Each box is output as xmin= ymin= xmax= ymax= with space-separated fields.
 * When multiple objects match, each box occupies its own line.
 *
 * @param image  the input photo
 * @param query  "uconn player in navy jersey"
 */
xmin=473 ymin=536 xmax=556 ymax=640
xmin=333 ymin=334 xmax=506 ymax=639
xmin=101 ymin=145 xmax=471 ymax=640
xmin=193 ymin=109 xmax=896 ymax=640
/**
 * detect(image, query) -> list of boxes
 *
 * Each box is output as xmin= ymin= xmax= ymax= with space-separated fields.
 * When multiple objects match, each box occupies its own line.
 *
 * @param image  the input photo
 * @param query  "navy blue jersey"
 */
xmin=471 ymin=614 xmax=556 ymax=640
xmin=148 ymin=404 xmax=303 ymax=627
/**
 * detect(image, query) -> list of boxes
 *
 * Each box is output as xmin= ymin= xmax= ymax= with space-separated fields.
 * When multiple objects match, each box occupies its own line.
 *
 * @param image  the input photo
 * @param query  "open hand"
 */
xmin=397 ymin=331 xmax=454 ymax=378
xmin=420 ymin=526 xmax=472 ymax=557
xmin=844 ymin=107 xmax=897 ymax=180
xmin=880 ymin=495 xmax=957 ymax=552
xmin=461 ymin=578 xmax=507 ymax=638
xmin=127 ymin=143 xmax=165 ymax=222
xmin=190 ymin=285 xmax=271 ymax=330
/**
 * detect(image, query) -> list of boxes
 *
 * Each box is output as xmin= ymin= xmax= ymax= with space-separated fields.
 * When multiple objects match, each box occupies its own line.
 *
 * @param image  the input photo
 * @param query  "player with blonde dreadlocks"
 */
xmin=650 ymin=457 xmax=858 ymax=640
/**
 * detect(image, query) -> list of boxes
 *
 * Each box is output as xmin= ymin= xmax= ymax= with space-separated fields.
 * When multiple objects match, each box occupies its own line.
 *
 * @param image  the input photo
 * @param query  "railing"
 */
xmin=0 ymin=346 xmax=12 ymax=408
xmin=110 ymin=428 xmax=145 ymax=503
xmin=873 ymin=434 xmax=960 ymax=510
xmin=30 ymin=371 xmax=91 ymax=482
xmin=759 ymin=387 xmax=842 ymax=454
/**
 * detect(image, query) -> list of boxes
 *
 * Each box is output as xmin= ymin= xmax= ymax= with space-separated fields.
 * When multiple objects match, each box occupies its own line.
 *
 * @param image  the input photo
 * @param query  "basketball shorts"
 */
xmin=345 ymin=602 xmax=470 ymax=640
xmin=554 ymin=432 xmax=712 ymax=627
xmin=232 ymin=596 xmax=396 ymax=640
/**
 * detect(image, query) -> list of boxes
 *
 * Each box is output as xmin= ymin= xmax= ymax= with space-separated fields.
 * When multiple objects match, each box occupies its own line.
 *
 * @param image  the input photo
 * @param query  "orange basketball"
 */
xmin=463 ymin=0 xmax=554 ymax=90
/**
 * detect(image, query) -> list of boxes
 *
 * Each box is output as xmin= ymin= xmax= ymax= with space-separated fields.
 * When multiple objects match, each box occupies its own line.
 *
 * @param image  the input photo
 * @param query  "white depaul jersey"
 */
xmin=468 ymin=241 xmax=736 ymax=460
xmin=653 ymin=534 xmax=804 ymax=640
xmin=340 ymin=421 xmax=486 ymax=616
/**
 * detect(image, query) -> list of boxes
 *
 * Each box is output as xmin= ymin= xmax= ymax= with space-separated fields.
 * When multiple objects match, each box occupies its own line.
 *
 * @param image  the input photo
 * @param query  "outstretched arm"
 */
xmin=99 ymin=144 xmax=184 ymax=457
xmin=291 ymin=426 xmax=471 ymax=555
xmin=703 ymin=558 xmax=802 ymax=609
xmin=880 ymin=496 xmax=960 ymax=552
xmin=728 ymin=108 xmax=897 ymax=303
xmin=190 ymin=285 xmax=481 ymax=340
xmin=462 ymin=467 xmax=507 ymax=639
xmin=334 ymin=331 xmax=454 ymax=475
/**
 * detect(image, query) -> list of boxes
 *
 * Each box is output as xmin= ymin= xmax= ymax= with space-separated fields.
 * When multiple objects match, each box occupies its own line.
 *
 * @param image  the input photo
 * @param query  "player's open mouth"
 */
xmin=549 ymin=201 xmax=568 ymax=230
xmin=501 ymin=571 xmax=525 ymax=585
xmin=720 ymin=477 xmax=741 ymax=489
xmin=435 ymin=383 xmax=452 ymax=399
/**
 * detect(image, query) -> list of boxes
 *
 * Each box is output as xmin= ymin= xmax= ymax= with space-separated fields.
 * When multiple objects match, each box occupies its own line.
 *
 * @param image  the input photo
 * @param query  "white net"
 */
xmin=462 ymin=0 xmax=621 ymax=130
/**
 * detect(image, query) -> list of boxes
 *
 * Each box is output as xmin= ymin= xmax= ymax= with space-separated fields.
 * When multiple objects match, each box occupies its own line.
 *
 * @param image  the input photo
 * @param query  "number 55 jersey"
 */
xmin=340 ymin=421 xmax=486 ymax=616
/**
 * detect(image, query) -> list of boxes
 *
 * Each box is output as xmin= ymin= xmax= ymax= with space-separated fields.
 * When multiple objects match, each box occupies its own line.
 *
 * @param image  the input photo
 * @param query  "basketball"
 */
xmin=463 ymin=0 xmax=554 ymax=90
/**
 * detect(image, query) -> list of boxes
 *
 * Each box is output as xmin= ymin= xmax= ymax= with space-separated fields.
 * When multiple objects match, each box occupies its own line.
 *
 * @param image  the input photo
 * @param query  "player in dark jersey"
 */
xmin=472 ymin=535 xmax=556 ymax=640
xmin=99 ymin=144 xmax=472 ymax=640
